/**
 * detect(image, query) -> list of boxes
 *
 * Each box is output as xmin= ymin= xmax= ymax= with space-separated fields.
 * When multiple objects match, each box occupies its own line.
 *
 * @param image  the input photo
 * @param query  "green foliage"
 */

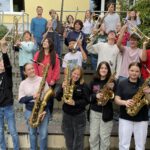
xmin=0 ymin=24 xmax=8 ymax=40
xmin=132 ymin=0 xmax=150 ymax=37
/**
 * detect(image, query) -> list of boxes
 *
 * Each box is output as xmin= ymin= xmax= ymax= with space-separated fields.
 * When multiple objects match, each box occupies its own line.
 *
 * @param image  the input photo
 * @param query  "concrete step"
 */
xmin=5 ymin=108 xmax=150 ymax=150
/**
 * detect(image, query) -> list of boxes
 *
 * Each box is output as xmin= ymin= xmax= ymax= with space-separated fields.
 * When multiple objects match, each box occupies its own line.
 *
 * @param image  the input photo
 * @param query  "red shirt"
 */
xmin=116 ymin=32 xmax=130 ymax=46
xmin=141 ymin=50 xmax=150 ymax=80
xmin=33 ymin=51 xmax=60 ymax=85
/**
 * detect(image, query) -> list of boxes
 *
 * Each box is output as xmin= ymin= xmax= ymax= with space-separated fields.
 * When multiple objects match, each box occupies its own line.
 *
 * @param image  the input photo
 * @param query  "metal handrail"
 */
xmin=0 ymin=11 xmax=29 ymax=33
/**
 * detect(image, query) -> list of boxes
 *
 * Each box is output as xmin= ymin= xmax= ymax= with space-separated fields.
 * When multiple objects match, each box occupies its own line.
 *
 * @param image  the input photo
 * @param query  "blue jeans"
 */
xmin=0 ymin=105 xmax=19 ymax=150
xmin=24 ymin=109 xmax=50 ymax=150
xmin=90 ymin=54 xmax=98 ymax=70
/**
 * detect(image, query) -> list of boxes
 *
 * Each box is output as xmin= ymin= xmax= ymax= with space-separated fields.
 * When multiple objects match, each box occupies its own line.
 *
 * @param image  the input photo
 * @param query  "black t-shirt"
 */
xmin=89 ymin=78 xmax=114 ymax=122
xmin=89 ymin=79 xmax=106 ymax=112
xmin=116 ymin=78 xmax=148 ymax=121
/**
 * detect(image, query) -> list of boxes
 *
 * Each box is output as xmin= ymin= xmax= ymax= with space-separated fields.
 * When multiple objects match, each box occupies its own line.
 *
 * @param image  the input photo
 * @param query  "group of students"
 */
xmin=0 ymin=2 xmax=150 ymax=150
xmin=0 ymin=43 xmax=150 ymax=150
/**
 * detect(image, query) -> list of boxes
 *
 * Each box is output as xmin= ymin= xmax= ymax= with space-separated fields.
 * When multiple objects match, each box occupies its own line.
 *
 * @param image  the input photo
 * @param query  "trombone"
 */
xmin=72 ymin=32 xmax=83 ymax=52
xmin=127 ymin=20 xmax=150 ymax=41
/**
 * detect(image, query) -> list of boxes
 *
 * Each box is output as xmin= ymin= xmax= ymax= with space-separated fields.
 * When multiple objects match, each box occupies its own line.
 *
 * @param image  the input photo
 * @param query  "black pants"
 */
xmin=62 ymin=112 xmax=86 ymax=150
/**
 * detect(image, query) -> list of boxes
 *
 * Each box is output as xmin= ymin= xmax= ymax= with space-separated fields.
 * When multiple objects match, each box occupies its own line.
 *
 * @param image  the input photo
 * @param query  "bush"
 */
xmin=0 ymin=24 xmax=8 ymax=40
xmin=133 ymin=0 xmax=150 ymax=37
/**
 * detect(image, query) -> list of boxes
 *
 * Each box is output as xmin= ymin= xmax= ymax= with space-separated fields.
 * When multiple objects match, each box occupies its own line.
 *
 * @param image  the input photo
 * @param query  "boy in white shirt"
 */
xmin=62 ymin=39 xmax=87 ymax=72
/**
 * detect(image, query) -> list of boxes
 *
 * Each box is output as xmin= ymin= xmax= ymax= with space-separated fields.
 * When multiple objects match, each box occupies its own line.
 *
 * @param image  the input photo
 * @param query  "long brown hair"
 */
xmin=37 ymin=38 xmax=56 ymax=69
xmin=94 ymin=61 xmax=111 ymax=81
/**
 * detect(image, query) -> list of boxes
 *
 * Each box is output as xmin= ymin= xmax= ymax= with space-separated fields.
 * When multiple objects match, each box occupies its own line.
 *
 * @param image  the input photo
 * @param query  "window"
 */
xmin=13 ymin=0 xmax=24 ymax=12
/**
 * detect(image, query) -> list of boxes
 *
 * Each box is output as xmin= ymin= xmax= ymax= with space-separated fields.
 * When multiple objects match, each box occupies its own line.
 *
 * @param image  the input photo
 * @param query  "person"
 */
xmin=89 ymin=23 xmax=108 ymax=70
xmin=15 ymin=30 xmax=36 ymax=80
xmin=103 ymin=2 xmax=120 ymax=34
xmin=82 ymin=10 xmax=94 ymax=37
xmin=0 ymin=43 xmax=19 ymax=150
xmin=62 ymin=38 xmax=87 ymax=72
xmin=48 ymin=9 xmax=57 ymax=31
xmin=87 ymin=30 xmax=120 ymax=76
xmin=31 ymin=6 xmax=47 ymax=47
xmin=116 ymin=22 xmax=130 ymax=46
xmin=18 ymin=63 xmax=50 ymax=150
xmin=63 ymin=15 xmax=74 ymax=37
xmin=33 ymin=38 xmax=60 ymax=117
xmin=115 ymin=62 xmax=150 ymax=150
xmin=55 ymin=66 xmax=89 ymax=150
xmin=42 ymin=20 xmax=61 ymax=56
xmin=89 ymin=61 xmax=115 ymax=150
xmin=117 ymin=24 xmax=147 ymax=80
xmin=125 ymin=10 xmax=141 ymax=34
xmin=65 ymin=19 xmax=87 ymax=54
xmin=141 ymin=48 xmax=150 ymax=80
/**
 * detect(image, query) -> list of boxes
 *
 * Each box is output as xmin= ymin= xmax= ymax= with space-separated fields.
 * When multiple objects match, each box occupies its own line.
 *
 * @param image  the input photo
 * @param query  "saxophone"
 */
xmin=29 ymin=64 xmax=54 ymax=128
xmin=97 ymin=73 xmax=116 ymax=106
xmin=62 ymin=64 xmax=75 ymax=103
xmin=126 ymin=77 xmax=150 ymax=117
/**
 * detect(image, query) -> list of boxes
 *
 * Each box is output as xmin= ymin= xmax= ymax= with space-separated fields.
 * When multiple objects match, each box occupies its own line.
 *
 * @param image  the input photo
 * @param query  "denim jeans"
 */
xmin=0 ymin=105 xmax=19 ymax=150
xmin=24 ymin=109 xmax=50 ymax=150
xmin=62 ymin=112 xmax=86 ymax=150
xmin=90 ymin=54 xmax=98 ymax=70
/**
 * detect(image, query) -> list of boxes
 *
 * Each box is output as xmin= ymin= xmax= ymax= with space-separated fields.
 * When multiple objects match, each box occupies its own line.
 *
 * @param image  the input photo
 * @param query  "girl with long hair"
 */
xmin=56 ymin=66 xmax=89 ymax=150
xmin=89 ymin=61 xmax=115 ymax=150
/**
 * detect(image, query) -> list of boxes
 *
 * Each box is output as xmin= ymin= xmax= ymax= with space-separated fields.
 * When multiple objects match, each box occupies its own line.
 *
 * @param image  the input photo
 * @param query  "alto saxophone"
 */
xmin=97 ymin=73 xmax=116 ymax=106
xmin=29 ymin=64 xmax=54 ymax=128
xmin=62 ymin=64 xmax=75 ymax=103
xmin=126 ymin=77 xmax=150 ymax=117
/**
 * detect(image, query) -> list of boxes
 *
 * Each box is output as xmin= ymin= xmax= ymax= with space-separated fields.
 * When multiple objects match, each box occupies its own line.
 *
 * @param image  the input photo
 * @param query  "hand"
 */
xmin=63 ymin=31 xmax=67 ymax=38
xmin=65 ymin=99 xmax=75 ymax=106
xmin=33 ymin=93 xmax=40 ymax=100
xmin=77 ymin=40 xmax=82 ymax=48
xmin=49 ymin=80 xmax=55 ymax=86
xmin=15 ymin=40 xmax=21 ymax=47
xmin=125 ymin=99 xmax=135 ymax=108
xmin=122 ymin=24 xmax=128 ymax=30
xmin=143 ymin=86 xmax=150 ymax=94
xmin=0 ymin=40 xmax=8 ymax=53
xmin=143 ymin=40 xmax=149 ymax=47
xmin=106 ymin=82 xmax=114 ymax=90
xmin=96 ymin=92 xmax=103 ymax=99
xmin=39 ymin=111 xmax=46 ymax=121
xmin=62 ymin=81 xmax=67 ymax=88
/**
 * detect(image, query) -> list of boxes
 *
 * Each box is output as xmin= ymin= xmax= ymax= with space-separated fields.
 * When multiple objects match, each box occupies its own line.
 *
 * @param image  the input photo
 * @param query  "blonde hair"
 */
xmin=71 ymin=66 xmax=84 ymax=84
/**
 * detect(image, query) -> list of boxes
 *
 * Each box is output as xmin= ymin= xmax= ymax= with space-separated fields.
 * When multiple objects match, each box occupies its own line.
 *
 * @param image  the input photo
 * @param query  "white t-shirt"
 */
xmin=62 ymin=51 xmax=83 ymax=70
xmin=82 ymin=19 xmax=94 ymax=35
xmin=104 ymin=13 xmax=120 ymax=33
xmin=92 ymin=42 xmax=120 ymax=73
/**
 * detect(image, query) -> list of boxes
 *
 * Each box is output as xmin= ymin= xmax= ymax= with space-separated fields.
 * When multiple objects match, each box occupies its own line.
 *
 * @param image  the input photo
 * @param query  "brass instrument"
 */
xmin=72 ymin=32 xmax=83 ymax=52
xmin=126 ymin=77 xmax=150 ymax=117
xmin=97 ymin=73 xmax=116 ymax=106
xmin=62 ymin=63 xmax=75 ymax=103
xmin=127 ymin=20 xmax=150 ymax=41
xmin=86 ymin=13 xmax=108 ymax=43
xmin=29 ymin=64 xmax=54 ymax=128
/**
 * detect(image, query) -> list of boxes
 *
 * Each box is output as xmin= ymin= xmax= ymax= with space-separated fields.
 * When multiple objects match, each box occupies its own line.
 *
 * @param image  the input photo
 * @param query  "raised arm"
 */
xmin=78 ymin=40 xmax=87 ymax=62
xmin=117 ymin=25 xmax=127 ymax=52
xmin=140 ymin=41 xmax=148 ymax=62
